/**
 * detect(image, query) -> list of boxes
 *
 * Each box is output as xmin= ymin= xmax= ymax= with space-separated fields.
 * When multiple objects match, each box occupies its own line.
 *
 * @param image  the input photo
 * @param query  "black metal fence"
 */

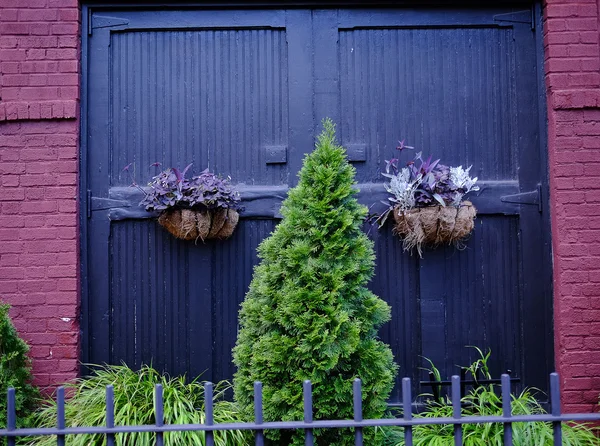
xmin=2 ymin=373 xmax=599 ymax=446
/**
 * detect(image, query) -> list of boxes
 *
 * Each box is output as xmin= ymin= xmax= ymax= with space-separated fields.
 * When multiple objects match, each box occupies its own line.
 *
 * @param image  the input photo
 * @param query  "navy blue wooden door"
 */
xmin=82 ymin=5 xmax=552 ymax=403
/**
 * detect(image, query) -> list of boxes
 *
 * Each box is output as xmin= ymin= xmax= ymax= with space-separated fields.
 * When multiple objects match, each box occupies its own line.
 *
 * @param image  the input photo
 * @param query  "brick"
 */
xmin=47 ymin=0 xmax=78 ymax=7
xmin=0 ymin=9 xmax=19 ymax=21
xmin=547 ymin=4 xmax=598 ymax=18
xmin=29 ymin=23 xmax=51 ymax=36
xmin=25 ymin=48 xmax=46 ymax=60
xmin=45 ymin=48 xmax=76 ymax=60
xmin=57 ymin=278 xmax=77 ymax=291
xmin=29 ymin=346 xmax=51 ymax=359
xmin=0 ymin=267 xmax=24 ymax=280
xmin=1 ymin=62 xmax=20 ymax=73
xmin=57 ymin=9 xmax=79 ymax=22
xmin=58 ymin=60 xmax=77 ymax=72
xmin=19 ymin=149 xmax=57 ymax=161
xmin=45 ymin=292 xmax=76 ymax=305
xmin=57 ymin=36 xmax=77 ymax=48
xmin=51 ymin=346 xmax=77 ymax=359
xmin=0 ymin=189 xmax=25 ymax=201
xmin=567 ymin=18 xmax=598 ymax=31
xmin=19 ymin=86 xmax=60 ymax=101
xmin=29 ymin=74 xmax=48 ymax=86
xmin=46 ymin=73 xmax=78 ymax=86
xmin=18 ymin=9 xmax=58 ymax=22
xmin=567 ymin=44 xmax=600 ymax=58
xmin=0 ymin=36 xmax=18 ymax=49
xmin=50 ymin=23 xmax=78 ymax=35
xmin=0 ymin=23 xmax=31 ymax=35
xmin=58 ymin=359 xmax=78 ymax=372
xmin=21 ymin=201 xmax=57 ymax=213
xmin=0 ymin=49 xmax=26 ymax=61
xmin=17 ymin=36 xmax=58 ymax=49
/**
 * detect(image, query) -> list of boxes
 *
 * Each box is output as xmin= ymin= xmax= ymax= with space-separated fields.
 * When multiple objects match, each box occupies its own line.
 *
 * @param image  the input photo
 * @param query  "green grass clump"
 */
xmin=31 ymin=364 xmax=250 ymax=446
xmin=383 ymin=386 xmax=599 ymax=446
xmin=382 ymin=350 xmax=599 ymax=446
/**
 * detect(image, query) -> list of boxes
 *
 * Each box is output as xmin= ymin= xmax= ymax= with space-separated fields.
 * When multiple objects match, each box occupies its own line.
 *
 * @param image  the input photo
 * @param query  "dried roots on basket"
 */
xmin=393 ymin=201 xmax=476 ymax=256
xmin=157 ymin=207 xmax=239 ymax=242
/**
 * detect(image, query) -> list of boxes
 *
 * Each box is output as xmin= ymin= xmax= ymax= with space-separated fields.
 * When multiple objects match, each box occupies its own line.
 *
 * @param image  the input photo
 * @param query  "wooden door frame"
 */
xmin=79 ymin=1 xmax=552 ymax=379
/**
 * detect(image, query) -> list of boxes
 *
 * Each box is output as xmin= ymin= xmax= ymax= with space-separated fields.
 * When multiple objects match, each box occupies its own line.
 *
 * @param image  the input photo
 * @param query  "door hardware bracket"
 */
xmin=500 ymin=184 xmax=542 ymax=212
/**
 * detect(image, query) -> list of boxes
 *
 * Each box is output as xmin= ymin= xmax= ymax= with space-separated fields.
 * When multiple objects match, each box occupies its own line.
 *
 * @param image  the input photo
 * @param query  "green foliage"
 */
xmin=382 ymin=351 xmax=599 ymax=446
xmin=31 ymin=364 xmax=250 ymax=446
xmin=0 ymin=303 xmax=40 ymax=430
xmin=384 ymin=387 xmax=599 ymax=446
xmin=233 ymin=119 xmax=397 ymax=445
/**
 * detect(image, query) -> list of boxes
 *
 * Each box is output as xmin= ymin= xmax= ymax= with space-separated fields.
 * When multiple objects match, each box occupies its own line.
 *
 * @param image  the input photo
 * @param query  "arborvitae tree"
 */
xmin=0 ymin=303 xmax=39 ymax=430
xmin=233 ymin=119 xmax=397 ymax=445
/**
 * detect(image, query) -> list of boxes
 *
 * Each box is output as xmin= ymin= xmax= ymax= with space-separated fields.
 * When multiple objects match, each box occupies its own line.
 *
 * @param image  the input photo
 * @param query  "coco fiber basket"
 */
xmin=393 ymin=201 xmax=476 ymax=256
xmin=157 ymin=208 xmax=239 ymax=241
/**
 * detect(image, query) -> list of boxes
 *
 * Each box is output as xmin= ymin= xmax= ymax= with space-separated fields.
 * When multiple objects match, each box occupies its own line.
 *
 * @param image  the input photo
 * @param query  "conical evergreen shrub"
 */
xmin=233 ymin=119 xmax=397 ymax=445
xmin=0 ymin=302 xmax=39 ymax=430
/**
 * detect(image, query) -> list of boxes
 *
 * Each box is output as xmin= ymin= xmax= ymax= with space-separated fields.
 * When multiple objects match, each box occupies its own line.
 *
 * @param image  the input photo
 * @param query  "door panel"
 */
xmin=83 ymin=6 xmax=551 ymax=403
xmin=84 ymin=10 xmax=308 ymax=383
xmin=311 ymin=7 xmax=549 ymax=398
xmin=110 ymin=29 xmax=289 ymax=185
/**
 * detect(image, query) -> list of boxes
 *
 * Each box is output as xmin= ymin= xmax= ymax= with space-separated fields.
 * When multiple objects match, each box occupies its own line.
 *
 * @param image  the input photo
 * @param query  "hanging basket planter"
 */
xmin=126 ymin=163 xmax=242 ymax=242
xmin=393 ymin=201 xmax=476 ymax=254
xmin=158 ymin=207 xmax=240 ymax=241
xmin=374 ymin=143 xmax=480 ymax=257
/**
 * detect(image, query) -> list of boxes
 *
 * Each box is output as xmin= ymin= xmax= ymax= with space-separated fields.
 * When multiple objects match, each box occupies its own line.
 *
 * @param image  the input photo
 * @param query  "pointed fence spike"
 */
xmin=451 ymin=375 xmax=462 ymax=446
xmin=57 ymin=386 xmax=66 ymax=446
xmin=402 ymin=378 xmax=413 ymax=446
xmin=204 ymin=382 xmax=214 ymax=446
xmin=353 ymin=378 xmax=363 ymax=446
xmin=501 ymin=374 xmax=513 ymax=446
xmin=155 ymin=384 xmax=164 ymax=446
xmin=550 ymin=373 xmax=563 ymax=446
xmin=303 ymin=380 xmax=314 ymax=446
xmin=7 ymin=388 xmax=16 ymax=446
xmin=254 ymin=382 xmax=264 ymax=446
xmin=106 ymin=385 xmax=115 ymax=446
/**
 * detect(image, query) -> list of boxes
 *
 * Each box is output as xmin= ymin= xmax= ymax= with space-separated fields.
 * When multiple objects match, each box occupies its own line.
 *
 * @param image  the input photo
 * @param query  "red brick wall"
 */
xmin=544 ymin=0 xmax=600 ymax=412
xmin=1 ymin=0 xmax=600 ymax=411
xmin=0 ymin=0 xmax=79 ymax=390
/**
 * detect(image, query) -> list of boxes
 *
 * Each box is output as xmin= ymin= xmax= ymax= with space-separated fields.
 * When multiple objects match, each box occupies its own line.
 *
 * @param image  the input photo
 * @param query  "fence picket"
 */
xmin=304 ymin=380 xmax=314 ymax=446
xmin=550 ymin=373 xmax=563 ymax=446
xmin=451 ymin=375 xmax=462 ymax=446
xmin=353 ymin=378 xmax=363 ymax=446
xmin=106 ymin=385 xmax=115 ymax=446
xmin=402 ymin=378 xmax=413 ymax=446
xmin=501 ymin=374 xmax=513 ymax=446
xmin=155 ymin=384 xmax=164 ymax=446
xmin=205 ymin=382 xmax=214 ymax=446
xmin=7 ymin=388 xmax=15 ymax=446
xmin=254 ymin=382 xmax=265 ymax=446
xmin=56 ymin=387 xmax=65 ymax=446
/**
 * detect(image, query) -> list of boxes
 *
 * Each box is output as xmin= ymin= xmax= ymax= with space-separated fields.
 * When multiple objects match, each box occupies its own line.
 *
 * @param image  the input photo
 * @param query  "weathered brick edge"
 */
xmin=544 ymin=0 xmax=600 ymax=412
xmin=1 ymin=0 xmax=600 ymax=410
xmin=0 ymin=0 xmax=80 ymax=391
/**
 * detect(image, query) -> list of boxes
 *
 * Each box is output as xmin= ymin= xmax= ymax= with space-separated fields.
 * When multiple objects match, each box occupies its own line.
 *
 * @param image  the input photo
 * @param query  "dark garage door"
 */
xmin=82 ymin=5 xmax=552 ymax=403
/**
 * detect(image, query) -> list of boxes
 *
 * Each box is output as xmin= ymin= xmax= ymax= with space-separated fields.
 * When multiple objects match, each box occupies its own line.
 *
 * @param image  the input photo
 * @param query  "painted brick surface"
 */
xmin=545 ymin=0 xmax=600 ymax=412
xmin=0 ymin=0 xmax=600 ymax=411
xmin=0 ymin=0 xmax=79 ymax=391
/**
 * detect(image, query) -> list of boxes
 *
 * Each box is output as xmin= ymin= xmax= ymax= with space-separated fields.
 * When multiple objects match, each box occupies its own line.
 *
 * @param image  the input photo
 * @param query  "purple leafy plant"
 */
xmin=375 ymin=142 xmax=479 ymax=227
xmin=126 ymin=163 xmax=242 ymax=212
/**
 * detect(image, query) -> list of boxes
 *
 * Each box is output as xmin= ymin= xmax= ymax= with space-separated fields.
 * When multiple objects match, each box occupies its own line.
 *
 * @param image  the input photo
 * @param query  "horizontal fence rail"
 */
xmin=2 ymin=373 xmax=600 ymax=446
